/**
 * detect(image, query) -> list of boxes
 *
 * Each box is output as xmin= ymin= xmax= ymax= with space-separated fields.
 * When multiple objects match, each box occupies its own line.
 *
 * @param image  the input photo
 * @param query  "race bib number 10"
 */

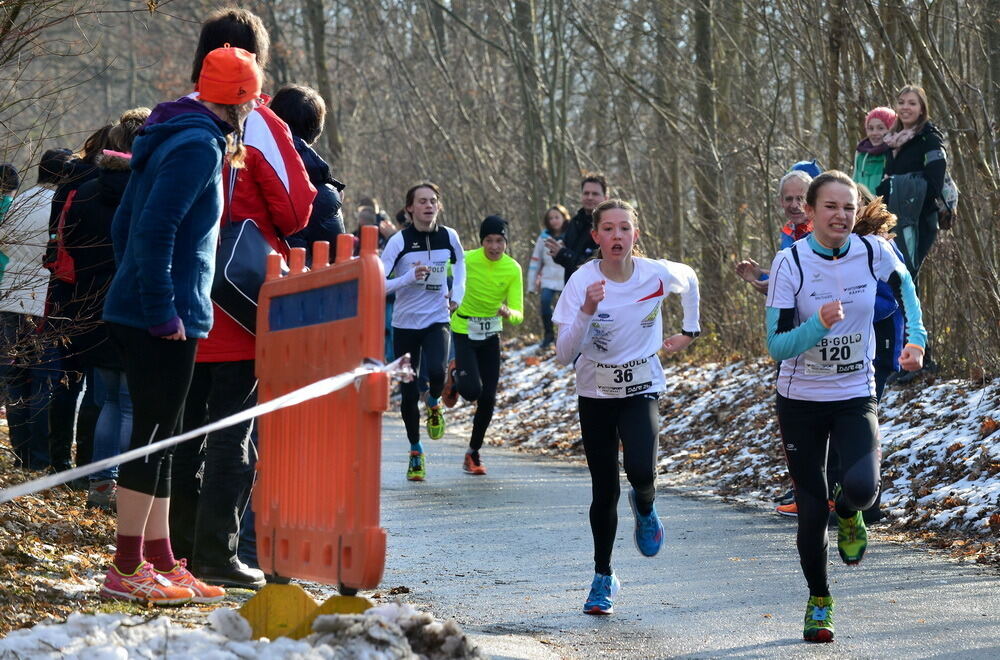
xmin=804 ymin=333 xmax=865 ymax=376
xmin=594 ymin=357 xmax=654 ymax=397
xmin=468 ymin=316 xmax=501 ymax=340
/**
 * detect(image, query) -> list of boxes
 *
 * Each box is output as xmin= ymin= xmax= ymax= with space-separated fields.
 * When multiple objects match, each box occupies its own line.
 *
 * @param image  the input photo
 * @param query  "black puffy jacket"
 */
xmin=552 ymin=207 xmax=596 ymax=283
xmin=286 ymin=136 xmax=345 ymax=252
xmin=876 ymin=121 xmax=947 ymax=218
xmin=62 ymin=153 xmax=130 ymax=369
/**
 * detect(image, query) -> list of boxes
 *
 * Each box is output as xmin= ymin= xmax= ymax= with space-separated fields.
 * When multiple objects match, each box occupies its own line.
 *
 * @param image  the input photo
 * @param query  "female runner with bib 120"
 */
xmin=765 ymin=170 xmax=926 ymax=644
xmin=553 ymin=199 xmax=700 ymax=616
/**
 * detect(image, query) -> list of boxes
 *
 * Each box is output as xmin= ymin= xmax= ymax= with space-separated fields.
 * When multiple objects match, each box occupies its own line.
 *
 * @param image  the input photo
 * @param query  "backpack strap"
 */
xmin=56 ymin=189 xmax=77 ymax=241
xmin=858 ymin=235 xmax=877 ymax=281
xmin=790 ymin=243 xmax=805 ymax=296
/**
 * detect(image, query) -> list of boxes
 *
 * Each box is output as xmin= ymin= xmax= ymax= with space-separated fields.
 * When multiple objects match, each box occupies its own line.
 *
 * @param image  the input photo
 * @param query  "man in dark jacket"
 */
xmin=545 ymin=173 xmax=608 ymax=283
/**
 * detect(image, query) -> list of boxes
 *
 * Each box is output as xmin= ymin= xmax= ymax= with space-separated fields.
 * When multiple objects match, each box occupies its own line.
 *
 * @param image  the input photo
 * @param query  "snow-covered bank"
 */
xmin=453 ymin=344 xmax=1000 ymax=557
xmin=0 ymin=603 xmax=483 ymax=659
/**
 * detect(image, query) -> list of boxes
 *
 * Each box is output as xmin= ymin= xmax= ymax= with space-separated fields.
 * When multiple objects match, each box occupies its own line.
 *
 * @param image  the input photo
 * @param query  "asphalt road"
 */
xmin=375 ymin=416 xmax=1000 ymax=659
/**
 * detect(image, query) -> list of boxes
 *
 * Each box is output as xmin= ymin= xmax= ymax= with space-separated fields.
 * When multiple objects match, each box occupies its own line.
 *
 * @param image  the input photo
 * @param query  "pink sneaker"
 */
xmin=100 ymin=561 xmax=194 ymax=606
xmin=155 ymin=559 xmax=225 ymax=604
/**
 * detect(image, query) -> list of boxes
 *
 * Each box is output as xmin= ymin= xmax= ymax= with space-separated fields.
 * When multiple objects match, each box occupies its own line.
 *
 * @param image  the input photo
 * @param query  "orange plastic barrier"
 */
xmin=253 ymin=226 xmax=388 ymax=591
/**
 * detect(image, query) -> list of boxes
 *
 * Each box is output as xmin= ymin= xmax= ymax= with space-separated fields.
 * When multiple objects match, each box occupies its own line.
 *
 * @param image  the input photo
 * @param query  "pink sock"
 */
xmin=114 ymin=534 xmax=144 ymax=574
xmin=143 ymin=537 xmax=177 ymax=572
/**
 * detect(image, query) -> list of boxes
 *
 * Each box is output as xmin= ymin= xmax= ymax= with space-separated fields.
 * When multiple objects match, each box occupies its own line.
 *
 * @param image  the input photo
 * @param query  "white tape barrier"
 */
xmin=0 ymin=356 xmax=412 ymax=504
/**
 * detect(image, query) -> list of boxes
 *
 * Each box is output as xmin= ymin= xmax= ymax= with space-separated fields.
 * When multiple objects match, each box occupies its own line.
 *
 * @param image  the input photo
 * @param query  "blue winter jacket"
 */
xmin=103 ymin=101 xmax=229 ymax=338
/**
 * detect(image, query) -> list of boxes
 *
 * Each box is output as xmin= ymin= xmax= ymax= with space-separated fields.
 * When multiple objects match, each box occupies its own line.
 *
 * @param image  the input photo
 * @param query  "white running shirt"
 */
xmin=767 ymin=234 xmax=907 ymax=401
xmin=553 ymin=258 xmax=700 ymax=399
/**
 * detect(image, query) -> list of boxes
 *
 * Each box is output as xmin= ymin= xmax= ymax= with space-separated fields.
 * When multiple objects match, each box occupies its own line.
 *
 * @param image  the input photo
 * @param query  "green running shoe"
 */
xmin=406 ymin=451 xmax=426 ymax=481
xmin=837 ymin=509 xmax=868 ymax=565
xmin=426 ymin=405 xmax=445 ymax=440
xmin=803 ymin=595 xmax=835 ymax=643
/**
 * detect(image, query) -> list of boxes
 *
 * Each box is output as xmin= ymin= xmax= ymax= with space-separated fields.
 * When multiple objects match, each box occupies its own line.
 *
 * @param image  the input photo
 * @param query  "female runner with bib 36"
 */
xmin=553 ymin=199 xmax=700 ymax=615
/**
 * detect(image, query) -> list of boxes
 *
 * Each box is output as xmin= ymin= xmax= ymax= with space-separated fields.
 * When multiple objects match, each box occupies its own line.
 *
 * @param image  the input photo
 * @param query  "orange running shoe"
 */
xmin=442 ymin=359 xmax=459 ymax=408
xmin=463 ymin=451 xmax=487 ymax=475
xmin=155 ymin=559 xmax=226 ymax=604
xmin=100 ymin=561 xmax=194 ymax=606
xmin=775 ymin=500 xmax=835 ymax=517
xmin=776 ymin=502 xmax=798 ymax=517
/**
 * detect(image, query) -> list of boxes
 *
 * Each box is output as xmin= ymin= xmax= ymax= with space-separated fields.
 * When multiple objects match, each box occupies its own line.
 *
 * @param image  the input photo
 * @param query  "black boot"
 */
xmin=191 ymin=558 xmax=265 ymax=589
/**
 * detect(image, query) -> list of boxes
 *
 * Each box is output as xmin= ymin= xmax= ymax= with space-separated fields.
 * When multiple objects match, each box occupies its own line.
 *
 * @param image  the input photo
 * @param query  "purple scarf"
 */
xmin=856 ymin=138 xmax=890 ymax=156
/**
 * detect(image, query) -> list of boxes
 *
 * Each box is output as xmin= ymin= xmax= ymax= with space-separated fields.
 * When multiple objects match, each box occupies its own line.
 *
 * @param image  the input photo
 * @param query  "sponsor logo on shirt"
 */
xmin=837 ymin=361 xmax=864 ymax=373
xmin=589 ymin=323 xmax=611 ymax=352
xmin=844 ymin=284 xmax=868 ymax=295
xmin=640 ymin=303 xmax=659 ymax=328
xmin=809 ymin=291 xmax=834 ymax=301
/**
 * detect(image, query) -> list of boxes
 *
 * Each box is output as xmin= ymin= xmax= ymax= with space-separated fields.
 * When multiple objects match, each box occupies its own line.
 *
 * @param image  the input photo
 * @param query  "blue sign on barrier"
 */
xmin=268 ymin=279 xmax=359 ymax=331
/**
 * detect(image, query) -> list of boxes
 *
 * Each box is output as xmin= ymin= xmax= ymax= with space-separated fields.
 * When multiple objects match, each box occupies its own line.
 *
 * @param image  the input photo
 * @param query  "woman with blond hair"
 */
xmin=527 ymin=204 xmax=569 ymax=349
xmin=100 ymin=45 xmax=262 ymax=606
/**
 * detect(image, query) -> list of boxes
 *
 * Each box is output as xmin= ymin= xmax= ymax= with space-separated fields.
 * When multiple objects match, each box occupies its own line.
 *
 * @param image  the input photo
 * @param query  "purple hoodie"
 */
xmin=143 ymin=96 xmax=233 ymax=133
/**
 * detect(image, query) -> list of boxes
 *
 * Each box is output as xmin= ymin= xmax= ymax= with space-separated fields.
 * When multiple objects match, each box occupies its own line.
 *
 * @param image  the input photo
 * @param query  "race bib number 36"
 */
xmin=421 ymin=263 xmax=447 ymax=291
xmin=804 ymin=333 xmax=865 ymax=376
xmin=594 ymin=357 xmax=654 ymax=397
xmin=468 ymin=316 xmax=501 ymax=340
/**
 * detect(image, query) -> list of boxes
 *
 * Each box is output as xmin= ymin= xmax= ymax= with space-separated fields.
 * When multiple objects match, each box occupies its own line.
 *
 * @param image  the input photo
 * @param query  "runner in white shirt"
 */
xmin=765 ymin=170 xmax=926 ymax=643
xmin=553 ymin=199 xmax=700 ymax=615
xmin=381 ymin=182 xmax=465 ymax=482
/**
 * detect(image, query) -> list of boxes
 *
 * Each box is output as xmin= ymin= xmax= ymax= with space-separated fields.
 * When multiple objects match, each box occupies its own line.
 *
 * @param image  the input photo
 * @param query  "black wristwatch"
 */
xmin=681 ymin=330 xmax=701 ymax=339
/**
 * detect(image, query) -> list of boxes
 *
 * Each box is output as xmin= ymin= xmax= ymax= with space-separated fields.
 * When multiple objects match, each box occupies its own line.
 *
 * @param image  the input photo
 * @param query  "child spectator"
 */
xmin=270 ymin=83 xmax=346 ymax=257
xmin=853 ymin=107 xmax=896 ymax=195
xmin=527 ymin=205 xmax=569 ymax=349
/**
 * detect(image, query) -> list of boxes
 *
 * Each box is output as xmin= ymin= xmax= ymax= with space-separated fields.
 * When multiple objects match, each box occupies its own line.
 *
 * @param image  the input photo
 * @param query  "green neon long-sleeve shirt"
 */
xmin=450 ymin=247 xmax=524 ymax=336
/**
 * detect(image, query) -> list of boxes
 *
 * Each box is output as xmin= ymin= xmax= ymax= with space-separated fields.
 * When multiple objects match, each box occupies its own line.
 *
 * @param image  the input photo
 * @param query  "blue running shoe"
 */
xmin=583 ymin=572 xmax=620 ymax=615
xmin=628 ymin=488 xmax=664 ymax=557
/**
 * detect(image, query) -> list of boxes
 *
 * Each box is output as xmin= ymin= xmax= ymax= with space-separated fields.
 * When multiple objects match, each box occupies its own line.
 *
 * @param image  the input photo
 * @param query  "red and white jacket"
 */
xmin=198 ymin=102 xmax=317 ymax=363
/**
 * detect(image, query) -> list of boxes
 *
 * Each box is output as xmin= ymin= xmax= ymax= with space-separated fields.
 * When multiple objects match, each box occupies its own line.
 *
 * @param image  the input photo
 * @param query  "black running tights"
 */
xmin=776 ymin=394 xmax=880 ymax=597
xmin=393 ymin=323 xmax=450 ymax=444
xmin=579 ymin=394 xmax=659 ymax=575
xmin=110 ymin=323 xmax=198 ymax=498
xmin=453 ymin=332 xmax=500 ymax=452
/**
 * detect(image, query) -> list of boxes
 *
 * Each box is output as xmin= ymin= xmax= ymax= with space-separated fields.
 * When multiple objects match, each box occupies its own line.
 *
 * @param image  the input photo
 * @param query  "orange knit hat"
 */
xmin=197 ymin=44 xmax=262 ymax=106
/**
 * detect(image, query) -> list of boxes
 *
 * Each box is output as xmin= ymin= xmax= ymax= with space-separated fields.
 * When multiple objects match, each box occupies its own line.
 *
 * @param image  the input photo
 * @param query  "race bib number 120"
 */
xmin=804 ymin=333 xmax=865 ymax=376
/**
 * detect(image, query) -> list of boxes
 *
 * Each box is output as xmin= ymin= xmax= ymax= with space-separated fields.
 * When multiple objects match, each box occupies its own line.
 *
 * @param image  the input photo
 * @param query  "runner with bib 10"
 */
xmin=764 ymin=170 xmax=926 ymax=644
xmin=443 ymin=215 xmax=523 ymax=476
xmin=553 ymin=199 xmax=700 ymax=616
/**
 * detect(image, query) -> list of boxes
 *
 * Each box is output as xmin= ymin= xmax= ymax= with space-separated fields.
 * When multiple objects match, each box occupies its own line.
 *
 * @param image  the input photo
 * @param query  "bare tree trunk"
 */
xmin=824 ymin=0 xmax=846 ymax=168
xmin=512 ymin=0 xmax=547 ymax=222
xmin=653 ymin=0 xmax=683 ymax=257
xmin=988 ymin=0 xmax=1000 ymax=119
xmin=259 ymin=0 xmax=291 ymax=85
xmin=694 ymin=0 xmax=722 ymax=324
xmin=304 ymin=0 xmax=343 ymax=162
